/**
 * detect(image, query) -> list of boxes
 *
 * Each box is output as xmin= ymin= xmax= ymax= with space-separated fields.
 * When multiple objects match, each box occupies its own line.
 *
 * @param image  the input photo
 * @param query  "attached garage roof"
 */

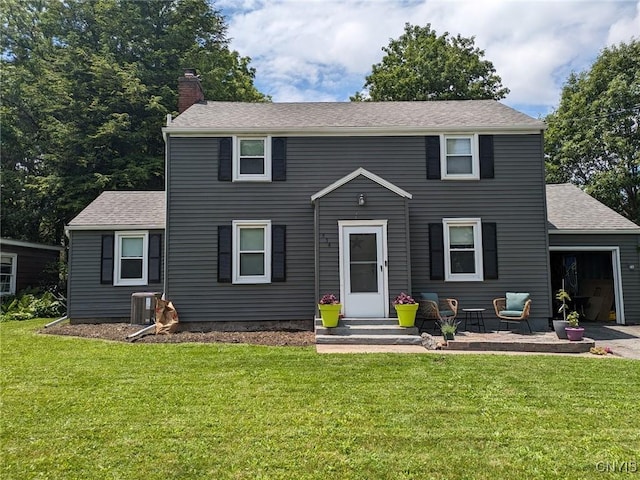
xmin=546 ymin=184 xmax=640 ymax=233
xmin=66 ymin=191 xmax=165 ymax=231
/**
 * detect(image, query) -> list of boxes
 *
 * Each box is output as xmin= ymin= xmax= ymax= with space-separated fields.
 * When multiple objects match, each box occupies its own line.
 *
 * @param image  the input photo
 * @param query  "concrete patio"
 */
xmin=316 ymin=322 xmax=640 ymax=359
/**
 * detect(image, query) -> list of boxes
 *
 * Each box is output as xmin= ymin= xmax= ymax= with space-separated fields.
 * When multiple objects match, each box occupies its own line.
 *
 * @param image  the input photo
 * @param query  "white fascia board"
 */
xmin=162 ymin=126 xmax=544 ymax=137
xmin=548 ymin=229 xmax=640 ymax=235
xmin=311 ymin=167 xmax=412 ymax=202
xmin=0 ymin=238 xmax=63 ymax=251
xmin=65 ymin=224 xmax=165 ymax=233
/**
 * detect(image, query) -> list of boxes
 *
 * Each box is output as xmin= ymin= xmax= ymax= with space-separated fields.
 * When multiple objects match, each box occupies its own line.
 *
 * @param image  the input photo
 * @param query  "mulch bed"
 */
xmin=41 ymin=322 xmax=316 ymax=346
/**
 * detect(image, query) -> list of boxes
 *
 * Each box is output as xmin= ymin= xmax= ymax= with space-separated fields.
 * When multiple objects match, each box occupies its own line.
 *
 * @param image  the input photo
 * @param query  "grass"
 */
xmin=1 ymin=319 xmax=639 ymax=479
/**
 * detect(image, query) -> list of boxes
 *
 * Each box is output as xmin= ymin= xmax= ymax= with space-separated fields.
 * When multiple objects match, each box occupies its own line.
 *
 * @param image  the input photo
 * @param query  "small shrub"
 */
xmin=1 ymin=290 xmax=65 ymax=322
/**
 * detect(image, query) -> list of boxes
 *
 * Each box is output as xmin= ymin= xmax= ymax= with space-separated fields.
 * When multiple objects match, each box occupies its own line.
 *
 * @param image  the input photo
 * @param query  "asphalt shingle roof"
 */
xmin=67 ymin=191 xmax=165 ymax=229
xmin=546 ymin=184 xmax=639 ymax=231
xmin=168 ymin=100 xmax=545 ymax=131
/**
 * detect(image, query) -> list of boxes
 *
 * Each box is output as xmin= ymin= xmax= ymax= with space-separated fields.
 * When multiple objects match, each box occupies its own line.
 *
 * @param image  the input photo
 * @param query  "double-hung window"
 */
xmin=232 ymin=220 xmax=271 ymax=284
xmin=234 ymin=137 xmax=271 ymax=182
xmin=443 ymin=218 xmax=483 ymax=281
xmin=441 ymin=134 xmax=479 ymax=180
xmin=114 ymin=231 xmax=148 ymax=286
xmin=0 ymin=254 xmax=17 ymax=295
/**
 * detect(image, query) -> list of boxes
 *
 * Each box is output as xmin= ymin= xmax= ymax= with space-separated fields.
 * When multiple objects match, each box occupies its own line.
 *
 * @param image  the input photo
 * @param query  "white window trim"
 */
xmin=443 ymin=218 xmax=483 ymax=282
xmin=114 ymin=231 xmax=148 ymax=286
xmin=440 ymin=134 xmax=479 ymax=180
xmin=232 ymin=136 xmax=272 ymax=182
xmin=1 ymin=253 xmax=17 ymax=296
xmin=232 ymin=220 xmax=271 ymax=284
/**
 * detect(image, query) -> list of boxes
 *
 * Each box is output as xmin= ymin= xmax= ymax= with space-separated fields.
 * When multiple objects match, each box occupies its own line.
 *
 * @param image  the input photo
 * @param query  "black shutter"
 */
xmin=482 ymin=222 xmax=498 ymax=279
xmin=429 ymin=223 xmax=445 ymax=280
xmin=272 ymin=137 xmax=287 ymax=181
xmin=271 ymin=225 xmax=286 ymax=282
xmin=148 ymin=234 xmax=162 ymax=284
xmin=479 ymin=135 xmax=494 ymax=179
xmin=217 ymin=225 xmax=232 ymax=283
xmin=425 ymin=136 xmax=441 ymax=179
xmin=218 ymin=137 xmax=232 ymax=181
xmin=100 ymin=234 xmax=114 ymax=284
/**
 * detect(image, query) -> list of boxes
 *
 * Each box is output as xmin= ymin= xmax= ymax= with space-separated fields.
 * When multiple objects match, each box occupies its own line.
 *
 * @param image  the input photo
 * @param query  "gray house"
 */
xmin=65 ymin=74 xmax=639 ymax=328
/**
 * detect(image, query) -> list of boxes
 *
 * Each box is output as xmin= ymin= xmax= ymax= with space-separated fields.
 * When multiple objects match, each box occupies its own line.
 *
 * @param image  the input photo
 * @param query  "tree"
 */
xmin=352 ymin=23 xmax=509 ymax=101
xmin=545 ymin=40 xmax=640 ymax=225
xmin=1 ymin=0 xmax=267 ymax=245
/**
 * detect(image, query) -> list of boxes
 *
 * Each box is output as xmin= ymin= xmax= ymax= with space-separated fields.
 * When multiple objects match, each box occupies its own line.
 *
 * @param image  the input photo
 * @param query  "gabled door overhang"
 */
xmin=312 ymin=168 xmax=413 ymax=319
xmin=310 ymin=167 xmax=412 ymax=203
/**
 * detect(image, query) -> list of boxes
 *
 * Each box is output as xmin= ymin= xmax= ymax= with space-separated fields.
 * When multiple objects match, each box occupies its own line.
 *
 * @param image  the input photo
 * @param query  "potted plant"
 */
xmin=438 ymin=317 xmax=460 ymax=341
xmin=565 ymin=310 xmax=585 ymax=341
xmin=553 ymin=287 xmax=571 ymax=339
xmin=393 ymin=292 xmax=419 ymax=327
xmin=318 ymin=293 xmax=341 ymax=328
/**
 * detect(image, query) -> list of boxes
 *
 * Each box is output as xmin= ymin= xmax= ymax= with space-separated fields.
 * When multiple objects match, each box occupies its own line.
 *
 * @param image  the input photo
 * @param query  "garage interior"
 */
xmin=550 ymin=251 xmax=617 ymax=322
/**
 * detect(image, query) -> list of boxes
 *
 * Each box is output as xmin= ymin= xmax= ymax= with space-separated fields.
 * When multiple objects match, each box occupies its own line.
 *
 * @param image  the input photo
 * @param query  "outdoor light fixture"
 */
xmin=358 ymin=193 xmax=366 ymax=206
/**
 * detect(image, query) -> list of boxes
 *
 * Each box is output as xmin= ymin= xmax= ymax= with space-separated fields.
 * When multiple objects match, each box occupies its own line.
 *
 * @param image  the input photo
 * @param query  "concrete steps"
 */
xmin=314 ymin=317 xmax=422 ymax=345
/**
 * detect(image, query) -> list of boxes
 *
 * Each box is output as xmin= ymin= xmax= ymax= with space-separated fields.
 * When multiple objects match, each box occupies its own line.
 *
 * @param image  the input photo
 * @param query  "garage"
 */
xmin=546 ymin=184 xmax=640 ymax=326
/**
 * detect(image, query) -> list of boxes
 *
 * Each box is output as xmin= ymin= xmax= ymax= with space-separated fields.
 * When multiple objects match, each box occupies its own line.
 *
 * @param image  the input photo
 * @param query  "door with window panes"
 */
xmin=340 ymin=223 xmax=388 ymax=317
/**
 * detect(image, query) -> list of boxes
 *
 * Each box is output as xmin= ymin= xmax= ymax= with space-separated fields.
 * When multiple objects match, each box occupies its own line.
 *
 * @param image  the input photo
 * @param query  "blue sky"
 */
xmin=218 ymin=0 xmax=639 ymax=118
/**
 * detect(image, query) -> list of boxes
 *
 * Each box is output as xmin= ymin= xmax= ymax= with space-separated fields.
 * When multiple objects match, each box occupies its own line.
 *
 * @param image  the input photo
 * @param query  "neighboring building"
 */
xmin=0 ymin=238 xmax=63 ymax=296
xmin=65 ymin=72 xmax=639 ymax=328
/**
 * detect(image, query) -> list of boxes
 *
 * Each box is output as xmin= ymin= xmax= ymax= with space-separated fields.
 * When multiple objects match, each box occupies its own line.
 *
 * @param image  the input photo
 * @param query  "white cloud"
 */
xmin=607 ymin=0 xmax=640 ymax=45
xmin=223 ymin=0 xmax=639 ymax=116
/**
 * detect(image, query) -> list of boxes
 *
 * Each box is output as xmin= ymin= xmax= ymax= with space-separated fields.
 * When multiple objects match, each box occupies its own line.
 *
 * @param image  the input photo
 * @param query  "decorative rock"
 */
xmin=421 ymin=333 xmax=439 ymax=350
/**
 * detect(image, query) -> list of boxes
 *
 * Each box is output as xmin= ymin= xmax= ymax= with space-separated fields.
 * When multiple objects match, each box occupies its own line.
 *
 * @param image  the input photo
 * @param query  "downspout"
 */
xmin=44 ymin=316 xmax=68 ymax=328
xmin=313 ymin=199 xmax=320 ymax=318
xmin=163 ymin=117 xmax=171 ymax=298
xmin=126 ymin=324 xmax=156 ymax=341
xmin=404 ymin=197 xmax=412 ymax=294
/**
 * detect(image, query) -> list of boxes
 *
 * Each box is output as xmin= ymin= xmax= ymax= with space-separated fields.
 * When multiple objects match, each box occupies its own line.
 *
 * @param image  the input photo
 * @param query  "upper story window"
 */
xmin=441 ymin=134 xmax=479 ymax=180
xmin=233 ymin=137 xmax=272 ymax=182
xmin=0 ymin=254 xmax=17 ymax=296
xmin=443 ymin=218 xmax=483 ymax=281
xmin=232 ymin=220 xmax=271 ymax=284
xmin=114 ymin=231 xmax=148 ymax=286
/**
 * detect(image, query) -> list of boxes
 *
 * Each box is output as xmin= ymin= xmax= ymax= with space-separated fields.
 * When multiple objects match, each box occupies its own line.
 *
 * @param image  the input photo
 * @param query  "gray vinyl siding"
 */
xmin=549 ymin=233 xmax=640 ymax=324
xmin=316 ymin=175 xmax=411 ymax=309
xmin=67 ymin=230 xmax=164 ymax=321
xmin=167 ymin=133 xmax=551 ymax=328
xmin=411 ymin=134 xmax=552 ymax=329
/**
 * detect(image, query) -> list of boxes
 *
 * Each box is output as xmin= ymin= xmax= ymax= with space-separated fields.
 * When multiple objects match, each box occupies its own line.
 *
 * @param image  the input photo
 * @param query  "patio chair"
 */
xmin=493 ymin=292 xmax=532 ymax=333
xmin=417 ymin=292 xmax=458 ymax=333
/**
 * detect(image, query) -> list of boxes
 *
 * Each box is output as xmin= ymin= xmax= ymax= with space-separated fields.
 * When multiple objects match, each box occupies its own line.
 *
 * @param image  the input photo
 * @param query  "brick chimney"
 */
xmin=178 ymin=69 xmax=205 ymax=114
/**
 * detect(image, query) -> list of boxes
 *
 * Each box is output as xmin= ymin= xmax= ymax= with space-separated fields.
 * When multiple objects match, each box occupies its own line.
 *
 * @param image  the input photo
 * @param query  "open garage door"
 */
xmin=550 ymin=247 xmax=626 ymax=325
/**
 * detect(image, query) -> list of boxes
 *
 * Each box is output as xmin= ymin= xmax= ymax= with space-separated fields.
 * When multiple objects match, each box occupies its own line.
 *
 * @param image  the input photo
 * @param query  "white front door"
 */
xmin=339 ymin=221 xmax=388 ymax=317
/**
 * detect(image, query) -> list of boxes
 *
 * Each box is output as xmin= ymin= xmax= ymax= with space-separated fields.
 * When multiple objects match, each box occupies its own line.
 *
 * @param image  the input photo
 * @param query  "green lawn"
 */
xmin=1 ymin=319 xmax=639 ymax=479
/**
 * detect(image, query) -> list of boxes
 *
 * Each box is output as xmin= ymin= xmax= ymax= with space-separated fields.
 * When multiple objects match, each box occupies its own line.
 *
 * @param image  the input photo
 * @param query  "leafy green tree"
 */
xmin=545 ymin=40 xmax=640 ymax=225
xmin=353 ymin=23 xmax=509 ymax=101
xmin=1 ymin=0 xmax=267 ymax=244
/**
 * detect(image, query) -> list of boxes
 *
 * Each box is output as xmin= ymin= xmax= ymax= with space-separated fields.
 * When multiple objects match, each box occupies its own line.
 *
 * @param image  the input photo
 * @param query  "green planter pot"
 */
xmin=394 ymin=303 xmax=419 ymax=327
xmin=318 ymin=304 xmax=342 ymax=328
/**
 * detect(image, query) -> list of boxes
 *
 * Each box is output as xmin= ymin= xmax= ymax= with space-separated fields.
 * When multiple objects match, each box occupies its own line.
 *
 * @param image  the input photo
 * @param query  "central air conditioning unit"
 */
xmin=130 ymin=292 xmax=162 ymax=325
